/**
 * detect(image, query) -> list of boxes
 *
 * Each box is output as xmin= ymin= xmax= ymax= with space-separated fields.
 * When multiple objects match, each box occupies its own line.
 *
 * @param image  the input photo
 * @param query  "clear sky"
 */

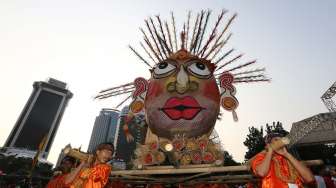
xmin=0 ymin=0 xmax=335 ymax=164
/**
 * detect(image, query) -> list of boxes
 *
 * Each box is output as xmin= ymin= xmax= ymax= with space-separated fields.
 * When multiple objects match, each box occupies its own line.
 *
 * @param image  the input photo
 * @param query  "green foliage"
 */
xmin=243 ymin=126 xmax=265 ymax=160
xmin=223 ymin=150 xmax=240 ymax=166
xmin=243 ymin=121 xmax=289 ymax=160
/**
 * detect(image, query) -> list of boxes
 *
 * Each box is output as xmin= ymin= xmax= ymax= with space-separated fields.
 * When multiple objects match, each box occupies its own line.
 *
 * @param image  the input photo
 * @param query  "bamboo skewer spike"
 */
xmin=156 ymin=15 xmax=168 ymax=48
xmin=150 ymin=18 xmax=168 ymax=58
xmin=233 ymin=79 xmax=271 ymax=83
xmin=213 ymin=48 xmax=235 ymax=65
xmin=140 ymin=42 xmax=156 ymax=64
xmin=199 ymin=34 xmax=217 ymax=58
xmin=206 ymin=33 xmax=232 ymax=59
xmin=145 ymin=19 xmax=165 ymax=60
xmin=196 ymin=10 xmax=211 ymax=53
xmin=202 ymin=40 xmax=223 ymax=59
xmin=199 ymin=9 xmax=226 ymax=56
xmin=157 ymin=18 xmax=173 ymax=56
xmin=116 ymin=94 xmax=133 ymax=108
xmin=234 ymin=74 xmax=266 ymax=80
xmin=203 ymin=32 xmax=231 ymax=59
xmin=223 ymin=60 xmax=256 ymax=73
xmin=171 ymin=12 xmax=178 ymax=52
xmin=165 ymin=21 xmax=174 ymax=51
xmin=233 ymin=68 xmax=266 ymax=76
xmin=96 ymin=90 xmax=134 ymax=100
xmin=190 ymin=11 xmax=205 ymax=54
xmin=144 ymin=38 xmax=161 ymax=63
xmin=205 ymin=32 xmax=232 ymax=59
xmin=181 ymin=24 xmax=186 ymax=49
xmin=207 ymin=41 xmax=224 ymax=60
xmin=140 ymin=28 xmax=161 ymax=62
xmin=189 ymin=13 xmax=200 ymax=52
xmin=97 ymin=86 xmax=135 ymax=96
xmin=158 ymin=35 xmax=172 ymax=55
xmin=215 ymin=53 xmax=243 ymax=72
xmin=185 ymin=11 xmax=191 ymax=50
xmin=98 ymin=82 xmax=134 ymax=94
xmin=96 ymin=84 xmax=136 ymax=96
xmin=129 ymin=45 xmax=153 ymax=68
xmin=212 ymin=14 xmax=237 ymax=47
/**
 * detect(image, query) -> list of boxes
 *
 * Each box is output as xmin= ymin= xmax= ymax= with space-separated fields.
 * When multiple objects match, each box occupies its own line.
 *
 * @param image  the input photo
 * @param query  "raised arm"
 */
xmin=255 ymin=147 xmax=273 ymax=177
xmin=64 ymin=161 xmax=87 ymax=184
xmin=277 ymin=147 xmax=315 ymax=183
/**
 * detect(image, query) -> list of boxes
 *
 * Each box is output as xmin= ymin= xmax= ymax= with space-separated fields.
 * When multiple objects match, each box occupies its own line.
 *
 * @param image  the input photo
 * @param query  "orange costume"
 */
xmin=46 ymin=174 xmax=68 ymax=188
xmin=251 ymin=151 xmax=303 ymax=188
xmin=68 ymin=163 xmax=111 ymax=188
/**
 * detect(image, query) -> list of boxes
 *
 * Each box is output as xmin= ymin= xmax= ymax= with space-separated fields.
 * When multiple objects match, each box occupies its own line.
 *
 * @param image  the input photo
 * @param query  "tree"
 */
xmin=243 ymin=126 xmax=265 ymax=160
xmin=243 ymin=121 xmax=289 ymax=160
xmin=223 ymin=150 xmax=240 ymax=166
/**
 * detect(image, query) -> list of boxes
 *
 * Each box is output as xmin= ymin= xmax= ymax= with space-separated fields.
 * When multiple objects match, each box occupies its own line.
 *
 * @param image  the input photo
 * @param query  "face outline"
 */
xmin=145 ymin=50 xmax=220 ymax=139
xmin=266 ymin=136 xmax=285 ymax=152
xmin=270 ymin=137 xmax=282 ymax=143
xmin=60 ymin=159 xmax=75 ymax=173
xmin=95 ymin=149 xmax=113 ymax=164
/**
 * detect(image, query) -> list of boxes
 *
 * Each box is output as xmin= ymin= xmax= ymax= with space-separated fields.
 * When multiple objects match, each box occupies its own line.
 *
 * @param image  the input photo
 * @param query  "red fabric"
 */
xmin=105 ymin=180 xmax=127 ymax=188
xmin=251 ymin=152 xmax=303 ymax=188
xmin=46 ymin=174 xmax=68 ymax=188
xmin=178 ymin=184 xmax=228 ymax=188
xmin=69 ymin=164 xmax=111 ymax=188
xmin=323 ymin=176 xmax=336 ymax=188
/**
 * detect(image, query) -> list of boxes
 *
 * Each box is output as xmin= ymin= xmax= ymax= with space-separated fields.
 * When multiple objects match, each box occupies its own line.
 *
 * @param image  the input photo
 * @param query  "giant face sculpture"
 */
xmin=145 ymin=49 xmax=219 ymax=139
xmin=96 ymin=10 xmax=269 ymax=142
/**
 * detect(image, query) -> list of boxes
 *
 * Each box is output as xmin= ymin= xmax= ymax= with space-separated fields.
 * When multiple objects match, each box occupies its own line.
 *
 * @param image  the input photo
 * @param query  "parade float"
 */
xmin=94 ymin=10 xmax=321 ymax=187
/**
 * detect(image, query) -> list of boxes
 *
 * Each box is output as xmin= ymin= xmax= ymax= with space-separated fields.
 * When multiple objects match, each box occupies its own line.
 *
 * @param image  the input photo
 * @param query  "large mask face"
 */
xmin=145 ymin=49 xmax=220 ymax=139
xmin=95 ymin=10 xmax=269 ymax=141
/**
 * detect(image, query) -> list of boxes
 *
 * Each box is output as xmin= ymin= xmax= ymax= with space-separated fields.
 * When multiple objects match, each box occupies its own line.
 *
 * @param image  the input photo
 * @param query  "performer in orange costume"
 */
xmin=64 ymin=142 xmax=114 ymax=188
xmin=46 ymin=156 xmax=76 ymax=188
xmin=251 ymin=132 xmax=314 ymax=188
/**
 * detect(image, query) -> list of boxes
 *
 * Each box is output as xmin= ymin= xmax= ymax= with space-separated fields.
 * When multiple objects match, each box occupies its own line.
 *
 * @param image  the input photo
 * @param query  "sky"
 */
xmin=0 ymin=0 xmax=335 ymax=164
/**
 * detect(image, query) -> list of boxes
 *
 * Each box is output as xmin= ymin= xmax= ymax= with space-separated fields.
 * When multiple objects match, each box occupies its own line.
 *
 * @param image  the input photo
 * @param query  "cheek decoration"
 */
xmin=147 ymin=82 xmax=163 ymax=99
xmin=203 ymin=82 xmax=220 ymax=102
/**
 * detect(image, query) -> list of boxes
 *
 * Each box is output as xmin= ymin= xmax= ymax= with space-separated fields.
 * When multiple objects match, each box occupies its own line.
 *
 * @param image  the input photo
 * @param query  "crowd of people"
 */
xmin=45 ymin=133 xmax=336 ymax=188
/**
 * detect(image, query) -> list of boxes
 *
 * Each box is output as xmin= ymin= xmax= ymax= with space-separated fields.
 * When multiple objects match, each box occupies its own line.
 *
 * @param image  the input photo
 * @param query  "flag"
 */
xmin=29 ymin=135 xmax=48 ymax=178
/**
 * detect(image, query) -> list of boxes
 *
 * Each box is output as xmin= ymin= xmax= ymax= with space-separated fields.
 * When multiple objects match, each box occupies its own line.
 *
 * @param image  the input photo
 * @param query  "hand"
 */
xmin=86 ymin=155 xmax=94 ymax=165
xmin=275 ymin=147 xmax=290 ymax=158
xmin=79 ymin=160 xmax=90 ymax=169
xmin=265 ymin=144 xmax=274 ymax=154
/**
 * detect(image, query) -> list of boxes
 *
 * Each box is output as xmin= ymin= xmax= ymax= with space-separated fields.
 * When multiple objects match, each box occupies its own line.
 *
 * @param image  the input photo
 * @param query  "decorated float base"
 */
xmin=110 ymin=160 xmax=322 ymax=186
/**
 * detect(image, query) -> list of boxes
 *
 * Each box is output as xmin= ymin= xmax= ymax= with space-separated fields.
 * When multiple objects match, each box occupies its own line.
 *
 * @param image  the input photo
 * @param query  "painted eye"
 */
xmin=188 ymin=61 xmax=211 ymax=77
xmin=153 ymin=61 xmax=176 ymax=77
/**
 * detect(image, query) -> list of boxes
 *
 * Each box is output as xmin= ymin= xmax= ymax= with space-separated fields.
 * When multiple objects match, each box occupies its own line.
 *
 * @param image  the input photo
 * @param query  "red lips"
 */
xmin=161 ymin=96 xmax=204 ymax=120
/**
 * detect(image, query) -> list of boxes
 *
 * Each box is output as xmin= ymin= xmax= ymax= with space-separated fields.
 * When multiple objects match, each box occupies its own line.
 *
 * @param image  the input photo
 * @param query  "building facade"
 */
xmin=4 ymin=78 xmax=72 ymax=159
xmin=87 ymin=109 xmax=120 ymax=153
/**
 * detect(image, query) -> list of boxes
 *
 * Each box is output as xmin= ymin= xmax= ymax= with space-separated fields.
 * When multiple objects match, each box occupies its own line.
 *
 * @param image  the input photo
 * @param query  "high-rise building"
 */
xmin=4 ymin=78 xmax=73 ymax=159
xmin=87 ymin=109 xmax=120 ymax=153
